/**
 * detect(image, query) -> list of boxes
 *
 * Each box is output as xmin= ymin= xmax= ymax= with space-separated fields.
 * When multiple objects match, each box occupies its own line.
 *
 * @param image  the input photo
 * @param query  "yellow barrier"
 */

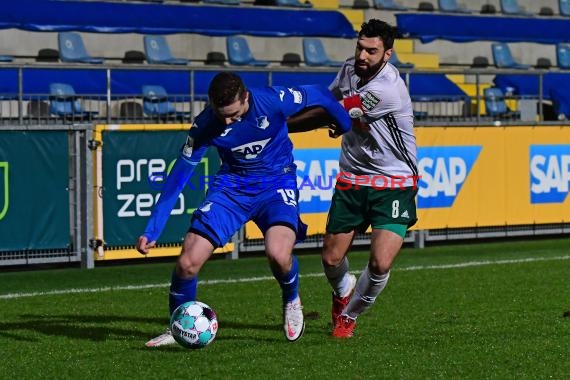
xmin=94 ymin=125 xmax=570 ymax=253
xmin=247 ymin=126 xmax=570 ymax=238
xmin=415 ymin=126 xmax=570 ymax=229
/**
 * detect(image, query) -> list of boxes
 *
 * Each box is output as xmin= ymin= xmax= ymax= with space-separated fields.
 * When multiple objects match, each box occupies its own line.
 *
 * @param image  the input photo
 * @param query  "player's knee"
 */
xmin=177 ymin=254 xmax=200 ymax=278
xmin=321 ymin=242 xmax=345 ymax=266
xmin=266 ymin=246 xmax=292 ymax=271
xmin=321 ymin=247 xmax=345 ymax=267
xmin=368 ymin=258 xmax=391 ymax=275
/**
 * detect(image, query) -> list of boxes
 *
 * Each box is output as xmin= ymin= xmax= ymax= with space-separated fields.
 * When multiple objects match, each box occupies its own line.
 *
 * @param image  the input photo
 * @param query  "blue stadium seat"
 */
xmin=226 ymin=36 xmax=270 ymax=67
xmin=49 ymin=83 xmax=97 ymax=119
xmin=438 ymin=0 xmax=471 ymax=13
xmin=143 ymin=35 xmax=188 ymax=65
xmin=561 ymin=0 xmax=570 ymax=17
xmin=276 ymin=0 xmax=313 ymax=7
xmin=484 ymin=87 xmax=520 ymax=119
xmin=302 ymin=38 xmax=343 ymax=67
xmin=500 ymin=0 xmax=534 ymax=16
xmin=389 ymin=50 xmax=414 ymax=69
xmin=58 ymin=32 xmax=104 ymax=64
xmin=491 ymin=43 xmax=530 ymax=69
xmin=142 ymin=85 xmax=190 ymax=120
xmin=556 ymin=43 xmax=570 ymax=69
xmin=373 ymin=0 xmax=408 ymax=10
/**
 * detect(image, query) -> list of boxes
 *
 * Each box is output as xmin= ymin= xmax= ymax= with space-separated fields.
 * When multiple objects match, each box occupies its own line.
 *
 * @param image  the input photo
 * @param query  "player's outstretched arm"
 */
xmin=287 ymin=106 xmax=337 ymax=133
xmin=137 ymin=146 xmax=204 ymax=252
xmin=280 ymin=84 xmax=351 ymax=136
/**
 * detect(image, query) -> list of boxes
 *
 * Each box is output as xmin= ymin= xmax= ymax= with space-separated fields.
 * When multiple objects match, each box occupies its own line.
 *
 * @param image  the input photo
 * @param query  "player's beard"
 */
xmin=354 ymin=60 xmax=384 ymax=80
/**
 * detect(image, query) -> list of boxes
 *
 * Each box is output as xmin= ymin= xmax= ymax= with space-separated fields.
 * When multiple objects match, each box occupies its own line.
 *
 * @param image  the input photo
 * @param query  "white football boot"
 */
xmin=145 ymin=329 xmax=176 ymax=347
xmin=283 ymin=296 xmax=305 ymax=342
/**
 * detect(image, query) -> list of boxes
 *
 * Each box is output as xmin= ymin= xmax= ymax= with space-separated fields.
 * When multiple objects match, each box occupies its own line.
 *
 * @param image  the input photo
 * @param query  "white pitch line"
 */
xmin=1 ymin=255 xmax=569 ymax=300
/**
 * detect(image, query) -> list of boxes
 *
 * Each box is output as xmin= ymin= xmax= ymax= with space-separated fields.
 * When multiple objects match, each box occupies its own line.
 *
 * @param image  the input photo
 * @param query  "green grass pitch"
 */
xmin=1 ymin=238 xmax=569 ymax=379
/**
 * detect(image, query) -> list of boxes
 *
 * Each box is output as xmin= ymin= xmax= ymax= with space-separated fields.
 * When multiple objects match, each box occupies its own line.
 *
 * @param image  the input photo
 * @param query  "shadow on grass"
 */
xmin=0 ymin=314 xmax=165 ymax=343
xmin=1 ymin=313 xmax=319 ymax=345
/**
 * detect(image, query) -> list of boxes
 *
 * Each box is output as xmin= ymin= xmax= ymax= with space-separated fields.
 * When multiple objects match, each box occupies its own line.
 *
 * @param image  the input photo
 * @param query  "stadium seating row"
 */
xmin=352 ymin=0 xmax=570 ymax=16
xmin=44 ymin=82 xmax=190 ymax=121
xmin=0 ymin=27 xmax=564 ymax=71
xmin=0 ymin=0 xmax=567 ymax=124
xmin=491 ymin=42 xmax=570 ymax=70
xmin=16 ymin=78 xmax=565 ymax=123
xmin=118 ymin=0 xmax=570 ymax=17
xmin=23 ymin=31 xmax=570 ymax=71
xmin=6 ymin=66 xmax=565 ymax=121
xmin=119 ymin=0 xmax=314 ymax=7
xmin=52 ymin=32 xmax=353 ymax=68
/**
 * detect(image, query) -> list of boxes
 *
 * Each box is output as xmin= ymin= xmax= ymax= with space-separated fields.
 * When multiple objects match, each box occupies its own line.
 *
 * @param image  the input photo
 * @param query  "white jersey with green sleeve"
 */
xmin=329 ymin=57 xmax=418 ymax=188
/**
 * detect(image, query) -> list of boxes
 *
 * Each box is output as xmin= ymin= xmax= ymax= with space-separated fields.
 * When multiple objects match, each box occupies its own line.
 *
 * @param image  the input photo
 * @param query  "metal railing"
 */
xmin=0 ymin=63 xmax=567 ymax=127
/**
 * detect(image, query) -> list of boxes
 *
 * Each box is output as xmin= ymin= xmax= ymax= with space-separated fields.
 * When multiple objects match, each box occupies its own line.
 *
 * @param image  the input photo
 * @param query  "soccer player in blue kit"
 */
xmin=137 ymin=72 xmax=352 ymax=346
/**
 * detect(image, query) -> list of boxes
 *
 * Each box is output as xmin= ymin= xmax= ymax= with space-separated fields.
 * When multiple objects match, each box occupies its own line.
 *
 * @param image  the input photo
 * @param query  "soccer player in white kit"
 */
xmin=322 ymin=19 xmax=419 ymax=338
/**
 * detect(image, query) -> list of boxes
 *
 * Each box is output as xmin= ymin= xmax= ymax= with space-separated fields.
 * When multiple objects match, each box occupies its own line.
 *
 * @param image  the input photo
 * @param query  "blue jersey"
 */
xmin=143 ymin=84 xmax=351 ymax=242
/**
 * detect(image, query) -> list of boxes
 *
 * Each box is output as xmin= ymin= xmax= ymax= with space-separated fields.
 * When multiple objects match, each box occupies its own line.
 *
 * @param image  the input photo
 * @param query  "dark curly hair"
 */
xmin=358 ymin=19 xmax=398 ymax=50
xmin=208 ymin=72 xmax=247 ymax=107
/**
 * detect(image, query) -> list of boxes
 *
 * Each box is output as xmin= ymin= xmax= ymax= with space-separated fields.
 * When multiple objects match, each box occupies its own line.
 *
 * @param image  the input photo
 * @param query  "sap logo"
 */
xmin=417 ymin=146 xmax=481 ymax=208
xmin=231 ymin=138 xmax=271 ymax=159
xmin=294 ymin=148 xmax=340 ymax=213
xmin=530 ymin=145 xmax=570 ymax=204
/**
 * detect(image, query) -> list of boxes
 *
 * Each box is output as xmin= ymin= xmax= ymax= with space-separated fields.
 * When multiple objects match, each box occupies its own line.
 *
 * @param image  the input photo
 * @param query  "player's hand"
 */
xmin=136 ymin=235 xmax=156 ymax=255
xmin=328 ymin=124 xmax=342 ymax=138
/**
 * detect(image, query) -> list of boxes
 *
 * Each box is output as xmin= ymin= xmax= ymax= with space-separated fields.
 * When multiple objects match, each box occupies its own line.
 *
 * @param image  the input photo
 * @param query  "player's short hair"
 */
xmin=208 ymin=72 xmax=247 ymax=107
xmin=358 ymin=19 xmax=397 ymax=50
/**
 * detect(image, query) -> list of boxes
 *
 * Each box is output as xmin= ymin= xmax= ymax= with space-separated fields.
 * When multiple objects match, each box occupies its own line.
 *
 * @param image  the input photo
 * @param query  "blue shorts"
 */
xmin=189 ymin=173 xmax=307 ymax=247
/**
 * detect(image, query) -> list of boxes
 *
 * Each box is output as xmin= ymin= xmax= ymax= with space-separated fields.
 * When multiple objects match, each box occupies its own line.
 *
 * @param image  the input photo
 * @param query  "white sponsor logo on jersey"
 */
xmin=279 ymin=90 xmax=285 ymax=101
xmin=220 ymin=127 xmax=232 ymax=137
xmin=361 ymin=91 xmax=380 ymax=111
xmin=231 ymin=138 xmax=271 ymax=159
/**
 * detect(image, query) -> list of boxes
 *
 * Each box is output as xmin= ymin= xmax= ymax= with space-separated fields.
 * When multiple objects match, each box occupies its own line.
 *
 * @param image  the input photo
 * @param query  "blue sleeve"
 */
xmin=143 ymin=136 xmax=208 ymax=243
xmin=274 ymin=84 xmax=352 ymax=135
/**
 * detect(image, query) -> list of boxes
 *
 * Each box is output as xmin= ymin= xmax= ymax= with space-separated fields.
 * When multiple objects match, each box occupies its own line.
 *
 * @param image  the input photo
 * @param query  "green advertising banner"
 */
xmin=0 ymin=131 xmax=70 ymax=251
xmin=102 ymin=130 xmax=220 ymax=247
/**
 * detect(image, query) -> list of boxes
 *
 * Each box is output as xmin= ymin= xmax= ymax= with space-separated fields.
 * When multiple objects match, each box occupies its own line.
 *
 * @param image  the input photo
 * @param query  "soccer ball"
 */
xmin=170 ymin=301 xmax=218 ymax=349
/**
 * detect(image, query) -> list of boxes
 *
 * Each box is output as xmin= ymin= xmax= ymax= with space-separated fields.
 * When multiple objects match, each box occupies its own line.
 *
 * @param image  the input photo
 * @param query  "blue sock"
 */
xmin=271 ymin=255 xmax=299 ymax=304
xmin=168 ymin=270 xmax=198 ymax=315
